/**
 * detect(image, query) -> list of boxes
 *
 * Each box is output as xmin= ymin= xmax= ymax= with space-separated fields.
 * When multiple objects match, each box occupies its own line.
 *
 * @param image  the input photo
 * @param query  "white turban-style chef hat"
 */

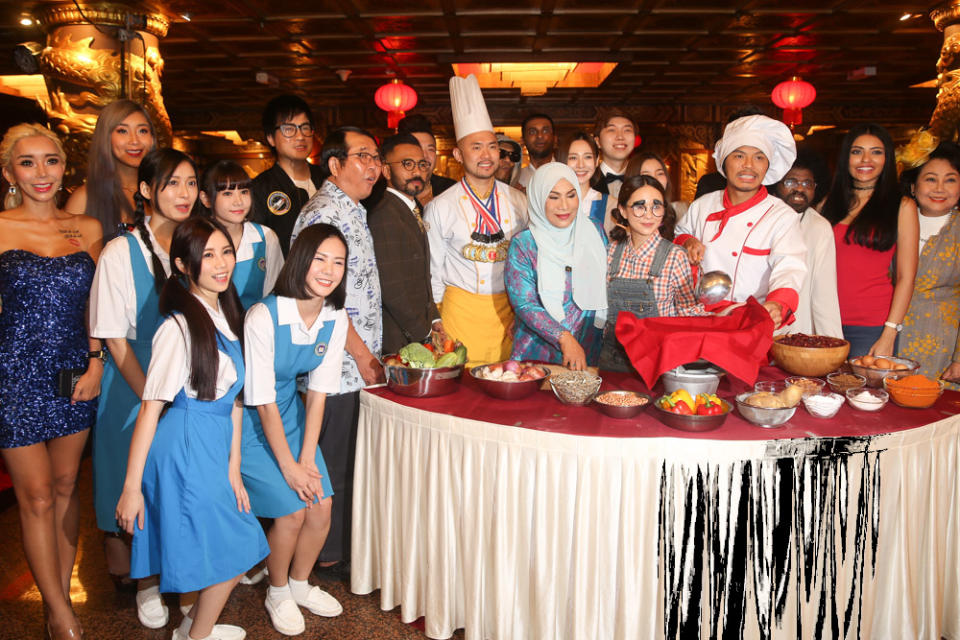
xmin=713 ymin=114 xmax=797 ymax=185
xmin=450 ymin=74 xmax=494 ymax=141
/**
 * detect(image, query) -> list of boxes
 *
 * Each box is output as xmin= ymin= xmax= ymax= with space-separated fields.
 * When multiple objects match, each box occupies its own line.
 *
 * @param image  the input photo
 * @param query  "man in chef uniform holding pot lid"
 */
xmin=674 ymin=114 xmax=807 ymax=328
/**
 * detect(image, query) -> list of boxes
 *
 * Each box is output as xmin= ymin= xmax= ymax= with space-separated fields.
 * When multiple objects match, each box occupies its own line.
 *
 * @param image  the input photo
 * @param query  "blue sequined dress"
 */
xmin=0 ymin=250 xmax=97 ymax=448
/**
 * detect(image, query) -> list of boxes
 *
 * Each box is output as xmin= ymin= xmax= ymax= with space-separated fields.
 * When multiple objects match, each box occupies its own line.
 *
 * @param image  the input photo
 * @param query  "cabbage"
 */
xmin=435 ymin=352 xmax=459 ymax=368
xmin=399 ymin=342 xmax=437 ymax=368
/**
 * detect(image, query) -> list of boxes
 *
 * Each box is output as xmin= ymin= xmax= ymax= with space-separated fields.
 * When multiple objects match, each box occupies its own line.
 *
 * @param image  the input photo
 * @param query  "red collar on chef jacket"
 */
xmin=705 ymin=186 xmax=768 ymax=242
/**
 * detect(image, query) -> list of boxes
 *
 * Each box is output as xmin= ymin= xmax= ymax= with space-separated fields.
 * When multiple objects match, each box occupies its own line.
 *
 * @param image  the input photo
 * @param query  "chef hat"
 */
xmin=713 ymin=115 xmax=797 ymax=185
xmin=450 ymin=75 xmax=494 ymax=141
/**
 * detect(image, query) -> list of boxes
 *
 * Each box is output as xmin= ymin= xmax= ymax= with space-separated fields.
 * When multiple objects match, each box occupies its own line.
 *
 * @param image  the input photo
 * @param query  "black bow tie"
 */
xmin=604 ymin=173 xmax=624 ymax=184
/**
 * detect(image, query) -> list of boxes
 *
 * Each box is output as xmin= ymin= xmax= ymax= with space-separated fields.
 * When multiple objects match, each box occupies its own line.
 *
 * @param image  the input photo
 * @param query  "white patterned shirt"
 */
xmin=291 ymin=180 xmax=382 ymax=394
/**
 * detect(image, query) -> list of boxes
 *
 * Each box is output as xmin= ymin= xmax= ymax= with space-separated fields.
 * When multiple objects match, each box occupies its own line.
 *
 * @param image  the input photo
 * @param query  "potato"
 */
xmin=384 ymin=357 xmax=402 ymax=367
xmin=778 ymin=384 xmax=804 ymax=408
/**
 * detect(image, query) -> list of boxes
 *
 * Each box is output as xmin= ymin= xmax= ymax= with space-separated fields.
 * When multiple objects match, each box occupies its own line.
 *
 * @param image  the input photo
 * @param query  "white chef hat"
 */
xmin=450 ymin=74 xmax=494 ymax=141
xmin=713 ymin=114 xmax=797 ymax=185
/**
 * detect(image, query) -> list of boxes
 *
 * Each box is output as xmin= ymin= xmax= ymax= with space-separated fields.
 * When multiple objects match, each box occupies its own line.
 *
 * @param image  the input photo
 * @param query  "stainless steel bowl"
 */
xmin=735 ymin=392 xmax=796 ymax=428
xmin=661 ymin=362 xmax=724 ymax=395
xmin=469 ymin=364 xmax=548 ymax=400
xmin=384 ymin=355 xmax=464 ymax=397
xmin=594 ymin=390 xmax=651 ymax=419
xmin=651 ymin=396 xmax=731 ymax=432
xmin=848 ymin=356 xmax=920 ymax=388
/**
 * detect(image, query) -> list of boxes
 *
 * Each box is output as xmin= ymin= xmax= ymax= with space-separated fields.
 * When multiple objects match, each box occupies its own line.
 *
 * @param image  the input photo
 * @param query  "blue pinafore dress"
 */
xmin=233 ymin=222 xmax=268 ymax=309
xmin=241 ymin=295 xmax=336 ymax=519
xmin=131 ymin=331 xmax=269 ymax=593
xmin=93 ymin=233 xmax=164 ymax=532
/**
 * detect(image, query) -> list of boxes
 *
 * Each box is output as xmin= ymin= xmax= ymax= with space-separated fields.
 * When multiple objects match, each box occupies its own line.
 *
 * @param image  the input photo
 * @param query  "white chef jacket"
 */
xmin=776 ymin=208 xmax=842 ymax=338
xmin=243 ymin=296 xmax=348 ymax=405
xmin=675 ymin=190 xmax=807 ymax=314
xmin=424 ymin=179 xmax=528 ymax=304
xmin=142 ymin=297 xmax=239 ymax=402
xmin=237 ymin=221 xmax=284 ymax=297
xmin=90 ymin=224 xmax=170 ymax=340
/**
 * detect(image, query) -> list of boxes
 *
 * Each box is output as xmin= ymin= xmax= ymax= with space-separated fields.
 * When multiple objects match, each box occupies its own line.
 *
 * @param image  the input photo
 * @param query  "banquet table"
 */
xmin=351 ymin=368 xmax=960 ymax=640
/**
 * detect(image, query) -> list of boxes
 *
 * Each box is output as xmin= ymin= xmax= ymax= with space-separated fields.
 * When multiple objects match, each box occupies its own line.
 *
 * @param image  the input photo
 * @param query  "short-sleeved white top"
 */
xmin=141 ymin=297 xmax=240 ymax=402
xmin=243 ymin=296 xmax=348 ymax=406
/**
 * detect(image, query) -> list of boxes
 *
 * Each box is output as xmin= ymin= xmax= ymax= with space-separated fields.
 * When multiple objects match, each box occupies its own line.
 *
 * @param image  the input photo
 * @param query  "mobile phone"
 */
xmin=57 ymin=368 xmax=86 ymax=398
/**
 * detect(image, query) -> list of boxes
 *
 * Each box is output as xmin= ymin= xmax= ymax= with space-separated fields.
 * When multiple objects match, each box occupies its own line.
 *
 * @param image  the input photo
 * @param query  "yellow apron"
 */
xmin=440 ymin=286 xmax=513 ymax=366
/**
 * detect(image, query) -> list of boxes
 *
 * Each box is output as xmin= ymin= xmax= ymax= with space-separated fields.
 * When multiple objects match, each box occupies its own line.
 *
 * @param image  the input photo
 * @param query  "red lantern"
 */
xmin=375 ymin=79 xmax=418 ymax=129
xmin=771 ymin=77 xmax=816 ymax=127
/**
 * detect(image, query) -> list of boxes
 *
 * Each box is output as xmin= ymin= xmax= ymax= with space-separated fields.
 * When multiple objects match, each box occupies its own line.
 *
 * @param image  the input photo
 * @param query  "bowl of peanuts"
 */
xmin=593 ymin=390 xmax=651 ymax=419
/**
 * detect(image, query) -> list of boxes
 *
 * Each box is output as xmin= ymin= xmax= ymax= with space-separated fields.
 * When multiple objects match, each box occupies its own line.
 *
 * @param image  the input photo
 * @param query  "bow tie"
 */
xmin=604 ymin=173 xmax=624 ymax=184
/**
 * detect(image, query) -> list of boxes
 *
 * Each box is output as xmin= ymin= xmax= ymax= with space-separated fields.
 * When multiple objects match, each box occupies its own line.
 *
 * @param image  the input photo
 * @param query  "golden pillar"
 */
xmin=21 ymin=3 xmax=171 ymax=185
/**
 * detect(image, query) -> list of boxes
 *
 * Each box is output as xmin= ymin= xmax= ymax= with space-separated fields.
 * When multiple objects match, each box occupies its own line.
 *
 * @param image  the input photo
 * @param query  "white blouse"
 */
xmin=243 ymin=296 xmax=348 ymax=406
xmin=90 ymin=224 xmax=170 ymax=340
xmin=237 ymin=222 xmax=284 ymax=297
xmin=142 ymin=297 xmax=240 ymax=402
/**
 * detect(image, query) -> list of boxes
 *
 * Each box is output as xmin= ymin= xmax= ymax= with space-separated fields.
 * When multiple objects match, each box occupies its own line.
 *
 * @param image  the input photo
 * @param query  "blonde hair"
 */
xmin=1 ymin=123 xmax=66 ymax=210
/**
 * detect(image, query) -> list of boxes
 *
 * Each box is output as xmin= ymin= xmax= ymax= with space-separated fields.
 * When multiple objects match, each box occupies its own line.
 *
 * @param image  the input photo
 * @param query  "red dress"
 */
xmin=834 ymin=223 xmax=895 ymax=326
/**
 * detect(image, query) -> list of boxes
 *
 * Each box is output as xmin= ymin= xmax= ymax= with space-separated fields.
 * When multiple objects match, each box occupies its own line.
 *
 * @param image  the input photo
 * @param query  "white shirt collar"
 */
xmin=385 ymin=187 xmax=417 ymax=211
xmin=276 ymin=295 xmax=332 ymax=332
xmin=599 ymin=161 xmax=623 ymax=176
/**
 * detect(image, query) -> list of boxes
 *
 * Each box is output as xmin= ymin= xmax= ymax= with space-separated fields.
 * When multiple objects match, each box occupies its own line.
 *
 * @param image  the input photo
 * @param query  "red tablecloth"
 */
xmin=366 ymin=366 xmax=960 ymax=441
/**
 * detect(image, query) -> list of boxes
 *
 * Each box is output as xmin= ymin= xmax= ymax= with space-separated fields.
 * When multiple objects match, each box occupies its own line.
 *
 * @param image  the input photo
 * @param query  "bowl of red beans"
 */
xmin=594 ymin=390 xmax=651 ymax=419
xmin=770 ymin=334 xmax=850 ymax=377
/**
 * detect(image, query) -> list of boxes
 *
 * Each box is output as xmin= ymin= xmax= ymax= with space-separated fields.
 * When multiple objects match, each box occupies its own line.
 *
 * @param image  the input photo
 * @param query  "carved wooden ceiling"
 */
xmin=0 ymin=0 xmax=948 ymax=136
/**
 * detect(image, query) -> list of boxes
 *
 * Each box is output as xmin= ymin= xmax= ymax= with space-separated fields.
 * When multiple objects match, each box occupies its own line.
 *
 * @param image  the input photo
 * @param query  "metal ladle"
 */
xmin=696 ymin=270 xmax=732 ymax=305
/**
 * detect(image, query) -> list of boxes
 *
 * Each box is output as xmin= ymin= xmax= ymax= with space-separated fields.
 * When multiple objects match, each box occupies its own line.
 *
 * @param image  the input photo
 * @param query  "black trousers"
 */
xmin=317 ymin=390 xmax=360 ymax=563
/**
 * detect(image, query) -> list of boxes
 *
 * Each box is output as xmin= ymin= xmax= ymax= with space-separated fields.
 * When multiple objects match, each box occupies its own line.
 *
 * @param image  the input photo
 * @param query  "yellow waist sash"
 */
xmin=440 ymin=286 xmax=513 ymax=367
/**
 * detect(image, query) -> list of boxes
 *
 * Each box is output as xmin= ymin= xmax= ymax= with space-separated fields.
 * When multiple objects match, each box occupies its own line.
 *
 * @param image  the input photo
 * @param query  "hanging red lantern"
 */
xmin=771 ymin=77 xmax=816 ymax=127
xmin=375 ymin=79 xmax=418 ymax=129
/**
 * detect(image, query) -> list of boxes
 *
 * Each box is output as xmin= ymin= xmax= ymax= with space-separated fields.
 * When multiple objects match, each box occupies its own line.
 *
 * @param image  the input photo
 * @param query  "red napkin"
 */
xmin=614 ymin=297 xmax=775 ymax=387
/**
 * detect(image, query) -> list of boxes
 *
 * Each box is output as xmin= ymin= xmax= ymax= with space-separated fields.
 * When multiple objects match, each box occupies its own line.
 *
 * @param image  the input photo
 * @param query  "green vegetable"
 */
xmin=435 ymin=352 xmax=459 ymax=368
xmin=454 ymin=344 xmax=468 ymax=365
xmin=398 ymin=342 xmax=436 ymax=368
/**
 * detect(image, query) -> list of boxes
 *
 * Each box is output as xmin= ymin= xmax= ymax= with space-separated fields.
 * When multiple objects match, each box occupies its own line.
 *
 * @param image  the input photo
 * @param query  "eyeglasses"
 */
xmin=782 ymin=178 xmax=815 ymax=189
xmin=275 ymin=122 xmax=314 ymax=138
xmin=500 ymin=148 xmax=521 ymax=163
xmin=388 ymin=159 xmax=431 ymax=172
xmin=347 ymin=151 xmax=382 ymax=166
xmin=625 ymin=200 xmax=665 ymax=217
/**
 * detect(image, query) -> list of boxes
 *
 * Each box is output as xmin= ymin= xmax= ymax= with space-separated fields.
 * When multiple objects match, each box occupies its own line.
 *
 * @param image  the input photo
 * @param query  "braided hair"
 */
xmin=134 ymin=148 xmax=198 ymax=292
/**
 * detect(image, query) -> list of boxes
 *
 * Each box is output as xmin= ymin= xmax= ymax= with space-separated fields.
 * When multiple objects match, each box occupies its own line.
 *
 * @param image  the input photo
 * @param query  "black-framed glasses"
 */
xmin=500 ymin=148 xmax=521 ymax=163
xmin=275 ymin=122 xmax=314 ymax=138
xmin=388 ymin=159 xmax=430 ymax=172
xmin=782 ymin=178 xmax=815 ymax=189
xmin=626 ymin=200 xmax=665 ymax=217
xmin=347 ymin=151 xmax=382 ymax=166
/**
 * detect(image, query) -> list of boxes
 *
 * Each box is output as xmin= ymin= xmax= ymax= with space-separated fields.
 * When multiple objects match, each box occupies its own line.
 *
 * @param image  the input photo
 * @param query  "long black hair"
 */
xmin=160 ymin=217 xmax=244 ymax=402
xmin=274 ymin=223 xmax=348 ymax=309
xmin=822 ymin=123 xmax=900 ymax=251
xmin=133 ymin=148 xmax=199 ymax=292
xmin=610 ymin=175 xmax=676 ymax=243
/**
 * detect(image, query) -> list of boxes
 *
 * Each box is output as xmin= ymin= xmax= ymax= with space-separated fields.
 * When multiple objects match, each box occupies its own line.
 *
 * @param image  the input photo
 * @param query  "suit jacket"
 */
xmin=368 ymin=190 xmax=440 ymax=355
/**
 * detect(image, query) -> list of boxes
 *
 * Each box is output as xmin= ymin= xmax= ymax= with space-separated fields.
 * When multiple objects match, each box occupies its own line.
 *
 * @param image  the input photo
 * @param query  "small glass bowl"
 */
xmin=785 ymin=376 xmax=826 ymax=397
xmin=801 ymin=391 xmax=845 ymax=418
xmin=826 ymin=372 xmax=866 ymax=394
xmin=754 ymin=380 xmax=791 ymax=394
xmin=845 ymin=387 xmax=888 ymax=411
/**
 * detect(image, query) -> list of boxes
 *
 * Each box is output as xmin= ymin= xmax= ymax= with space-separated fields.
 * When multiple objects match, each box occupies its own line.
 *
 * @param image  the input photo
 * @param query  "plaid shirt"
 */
xmin=606 ymin=235 xmax=704 ymax=317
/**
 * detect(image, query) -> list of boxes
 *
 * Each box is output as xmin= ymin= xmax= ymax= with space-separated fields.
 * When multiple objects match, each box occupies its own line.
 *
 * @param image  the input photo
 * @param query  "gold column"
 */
xmin=23 ymin=3 xmax=171 ymax=185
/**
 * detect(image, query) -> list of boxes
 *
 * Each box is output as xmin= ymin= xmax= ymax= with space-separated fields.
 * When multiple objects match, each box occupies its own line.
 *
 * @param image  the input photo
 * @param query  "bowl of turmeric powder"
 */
xmin=882 ymin=373 xmax=945 ymax=409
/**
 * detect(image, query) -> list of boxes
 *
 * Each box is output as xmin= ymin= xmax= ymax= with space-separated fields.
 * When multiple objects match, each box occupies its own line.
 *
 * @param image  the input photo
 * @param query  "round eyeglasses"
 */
xmin=275 ymin=122 xmax=314 ymax=138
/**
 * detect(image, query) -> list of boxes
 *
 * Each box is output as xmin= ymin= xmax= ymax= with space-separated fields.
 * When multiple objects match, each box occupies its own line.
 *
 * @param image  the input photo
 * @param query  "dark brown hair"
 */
xmin=273 ymin=223 xmax=347 ymax=308
xmin=160 ymin=217 xmax=244 ymax=401
xmin=593 ymin=107 xmax=636 ymax=137
xmin=610 ymin=175 xmax=676 ymax=243
xmin=200 ymin=160 xmax=251 ymax=220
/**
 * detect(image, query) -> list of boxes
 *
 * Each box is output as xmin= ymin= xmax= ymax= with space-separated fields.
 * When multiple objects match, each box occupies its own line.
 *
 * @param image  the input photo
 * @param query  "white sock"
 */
xmin=267 ymin=583 xmax=292 ymax=602
xmin=178 ymin=614 xmax=193 ymax=636
xmin=288 ymin=577 xmax=311 ymax=600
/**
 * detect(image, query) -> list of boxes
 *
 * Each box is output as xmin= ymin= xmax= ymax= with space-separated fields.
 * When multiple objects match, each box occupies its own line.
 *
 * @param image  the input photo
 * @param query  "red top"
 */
xmin=834 ymin=223 xmax=895 ymax=326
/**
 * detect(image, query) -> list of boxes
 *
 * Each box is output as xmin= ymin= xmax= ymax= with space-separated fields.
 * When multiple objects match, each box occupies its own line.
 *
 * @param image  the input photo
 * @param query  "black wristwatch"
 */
xmin=88 ymin=349 xmax=108 ymax=362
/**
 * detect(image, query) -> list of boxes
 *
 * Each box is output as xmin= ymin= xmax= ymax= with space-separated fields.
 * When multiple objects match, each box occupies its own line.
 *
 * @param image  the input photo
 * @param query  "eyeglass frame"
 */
xmin=624 ymin=199 xmax=666 ymax=217
xmin=386 ymin=158 xmax=431 ymax=172
xmin=499 ymin=148 xmax=521 ymax=163
xmin=345 ymin=151 xmax=382 ymax=166
xmin=782 ymin=178 xmax=816 ymax=189
xmin=274 ymin=122 xmax=315 ymax=138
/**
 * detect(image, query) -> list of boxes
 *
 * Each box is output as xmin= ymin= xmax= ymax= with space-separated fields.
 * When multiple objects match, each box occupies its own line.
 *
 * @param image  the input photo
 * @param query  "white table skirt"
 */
xmin=351 ymin=391 xmax=960 ymax=640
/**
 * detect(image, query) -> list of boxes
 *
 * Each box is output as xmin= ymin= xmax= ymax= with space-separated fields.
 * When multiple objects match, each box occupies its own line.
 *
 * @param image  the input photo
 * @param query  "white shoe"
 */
xmin=239 ymin=566 xmax=267 ymax=585
xmin=172 ymin=623 xmax=247 ymax=640
xmin=293 ymin=585 xmax=343 ymax=617
xmin=136 ymin=585 xmax=169 ymax=629
xmin=265 ymin=593 xmax=305 ymax=636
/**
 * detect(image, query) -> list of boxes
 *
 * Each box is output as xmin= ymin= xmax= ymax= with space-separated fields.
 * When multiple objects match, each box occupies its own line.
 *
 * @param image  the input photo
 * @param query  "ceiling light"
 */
xmin=899 ymin=12 xmax=913 ymax=21
xmin=452 ymin=62 xmax=617 ymax=96
xmin=181 ymin=13 xmax=192 ymax=22
xmin=19 ymin=17 xmax=33 ymax=27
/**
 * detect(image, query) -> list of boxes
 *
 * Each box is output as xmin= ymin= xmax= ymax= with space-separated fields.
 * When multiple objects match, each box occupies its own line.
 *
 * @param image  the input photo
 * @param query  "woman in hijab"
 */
xmin=504 ymin=163 xmax=607 ymax=369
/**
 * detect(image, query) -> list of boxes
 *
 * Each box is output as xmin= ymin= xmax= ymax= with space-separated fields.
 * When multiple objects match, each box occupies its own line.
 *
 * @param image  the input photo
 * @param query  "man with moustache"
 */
xmin=398 ymin=114 xmax=457 ymax=206
xmin=290 ymin=126 xmax=384 ymax=572
xmin=368 ymin=133 xmax=445 ymax=354
xmin=515 ymin=113 xmax=556 ymax=191
xmin=675 ymin=115 xmax=807 ymax=329
xmin=773 ymin=151 xmax=842 ymax=337
xmin=424 ymin=75 xmax=528 ymax=365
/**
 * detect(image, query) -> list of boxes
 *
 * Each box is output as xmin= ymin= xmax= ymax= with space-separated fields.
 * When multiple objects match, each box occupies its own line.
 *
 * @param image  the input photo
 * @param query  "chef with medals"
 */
xmin=674 ymin=115 xmax=807 ymax=328
xmin=424 ymin=75 xmax=528 ymax=365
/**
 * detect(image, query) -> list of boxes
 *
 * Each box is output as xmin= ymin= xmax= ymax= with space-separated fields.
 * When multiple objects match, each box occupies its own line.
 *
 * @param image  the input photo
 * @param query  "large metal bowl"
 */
xmin=594 ymin=390 xmax=651 ymax=419
xmin=848 ymin=356 xmax=919 ymax=388
xmin=383 ymin=355 xmax=464 ymax=397
xmin=661 ymin=362 xmax=724 ymax=395
xmin=469 ymin=363 xmax=549 ymax=400
xmin=735 ymin=392 xmax=796 ymax=428
xmin=651 ymin=396 xmax=731 ymax=432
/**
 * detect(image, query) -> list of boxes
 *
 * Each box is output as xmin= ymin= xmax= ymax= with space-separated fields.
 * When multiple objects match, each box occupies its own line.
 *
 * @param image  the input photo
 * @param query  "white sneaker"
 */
xmin=239 ymin=566 xmax=266 ymax=585
xmin=293 ymin=585 xmax=343 ymax=617
xmin=265 ymin=593 xmax=305 ymax=636
xmin=176 ymin=618 xmax=247 ymax=640
xmin=136 ymin=585 xmax=169 ymax=629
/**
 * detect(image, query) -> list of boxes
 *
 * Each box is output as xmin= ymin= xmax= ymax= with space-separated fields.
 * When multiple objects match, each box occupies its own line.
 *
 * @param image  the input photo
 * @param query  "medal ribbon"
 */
xmin=462 ymin=179 xmax=502 ymax=236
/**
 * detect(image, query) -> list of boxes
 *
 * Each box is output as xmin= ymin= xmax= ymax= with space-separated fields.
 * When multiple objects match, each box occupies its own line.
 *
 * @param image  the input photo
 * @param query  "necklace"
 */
xmin=465 ymin=178 xmax=492 ymax=200
xmin=852 ymin=184 xmax=875 ymax=191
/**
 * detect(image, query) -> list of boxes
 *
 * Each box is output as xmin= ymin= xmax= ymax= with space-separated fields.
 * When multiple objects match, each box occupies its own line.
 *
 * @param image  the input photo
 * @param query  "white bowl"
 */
xmin=802 ymin=391 xmax=845 ymax=419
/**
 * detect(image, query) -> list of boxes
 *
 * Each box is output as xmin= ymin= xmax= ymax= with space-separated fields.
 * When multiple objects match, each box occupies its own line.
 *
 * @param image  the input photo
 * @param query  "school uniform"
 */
xmin=232 ymin=221 xmax=284 ymax=309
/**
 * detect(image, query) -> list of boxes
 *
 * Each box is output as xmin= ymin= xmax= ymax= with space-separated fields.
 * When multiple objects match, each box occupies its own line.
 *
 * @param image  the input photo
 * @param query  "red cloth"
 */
xmin=614 ymin=297 xmax=774 ymax=387
xmin=704 ymin=186 xmax=768 ymax=242
xmin=834 ymin=223 xmax=895 ymax=326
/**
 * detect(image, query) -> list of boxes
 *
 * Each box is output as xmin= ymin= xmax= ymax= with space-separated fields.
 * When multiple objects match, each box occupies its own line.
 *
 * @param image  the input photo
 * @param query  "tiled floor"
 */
xmin=0 ymin=459 xmax=464 ymax=640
